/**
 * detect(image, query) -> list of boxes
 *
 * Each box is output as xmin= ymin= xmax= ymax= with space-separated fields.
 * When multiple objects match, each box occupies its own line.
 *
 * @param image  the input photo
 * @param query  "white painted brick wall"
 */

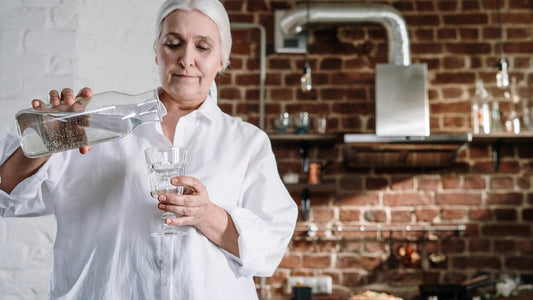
xmin=1 ymin=1 xmax=162 ymax=298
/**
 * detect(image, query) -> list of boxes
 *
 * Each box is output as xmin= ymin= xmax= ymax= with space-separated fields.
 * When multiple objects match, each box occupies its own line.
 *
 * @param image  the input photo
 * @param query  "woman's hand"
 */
xmin=32 ymin=88 xmax=94 ymax=155
xmin=157 ymin=176 xmax=240 ymax=256
xmin=157 ymin=176 xmax=213 ymax=227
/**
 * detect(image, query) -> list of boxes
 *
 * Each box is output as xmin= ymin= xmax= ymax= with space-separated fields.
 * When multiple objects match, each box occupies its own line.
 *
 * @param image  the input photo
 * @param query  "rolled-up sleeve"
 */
xmin=224 ymin=149 xmax=297 ymax=277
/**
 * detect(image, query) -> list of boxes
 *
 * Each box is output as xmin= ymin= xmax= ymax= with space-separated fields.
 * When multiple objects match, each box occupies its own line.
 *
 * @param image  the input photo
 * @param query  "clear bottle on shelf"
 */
xmin=16 ymin=89 xmax=166 ymax=158
xmin=472 ymin=79 xmax=491 ymax=134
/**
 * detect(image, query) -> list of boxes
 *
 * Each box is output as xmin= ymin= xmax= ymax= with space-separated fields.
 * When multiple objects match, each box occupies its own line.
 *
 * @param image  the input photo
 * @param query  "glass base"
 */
xmin=151 ymin=214 xmax=187 ymax=237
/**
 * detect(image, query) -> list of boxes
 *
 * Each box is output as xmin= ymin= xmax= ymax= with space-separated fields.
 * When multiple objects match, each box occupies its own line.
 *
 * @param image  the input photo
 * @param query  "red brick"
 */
xmin=364 ymin=209 xmax=387 ymax=222
xmin=269 ymin=88 xmax=293 ymax=101
xmin=316 ymin=240 xmax=338 ymax=252
xmin=339 ymin=176 xmax=363 ymax=191
xmin=494 ymin=240 xmax=517 ymax=253
xmin=464 ymin=176 xmax=486 ymax=189
xmin=441 ymin=87 xmax=463 ymax=98
xmin=437 ymin=28 xmax=457 ymax=39
xmin=341 ymin=240 xmax=362 ymax=253
xmin=337 ymin=254 xmax=381 ymax=271
xmin=365 ymin=241 xmax=386 ymax=253
xmin=442 ymin=209 xmax=465 ymax=220
xmin=391 ymin=210 xmax=413 ymax=222
xmin=414 ymin=29 xmax=434 ymax=41
xmin=384 ymin=193 xmax=433 ymax=206
xmin=411 ymin=42 xmax=443 ymax=54
xmin=339 ymin=209 xmax=361 ymax=222
xmin=437 ymin=1 xmax=459 ymax=11
xmin=482 ymin=224 xmax=531 ymax=237
xmin=469 ymin=209 xmax=492 ymax=221
xmin=523 ymin=208 xmax=533 ymax=221
xmin=453 ymin=255 xmax=501 ymax=269
xmin=492 ymin=208 xmax=517 ymax=221
xmin=319 ymin=58 xmax=342 ymax=70
xmin=430 ymin=101 xmax=471 ymax=113
xmin=469 ymin=238 xmax=491 ymax=253
xmin=268 ymin=58 xmax=291 ymax=70
xmin=505 ymin=257 xmax=533 ymax=270
xmin=314 ymin=208 xmax=335 ymax=222
xmin=236 ymin=74 xmax=260 ymax=86
xmin=415 ymin=208 xmax=439 ymax=221
xmin=342 ymin=272 xmax=365 ymax=287
xmin=443 ymin=14 xmax=488 ymax=25
xmin=246 ymin=0 xmax=267 ymax=11
xmin=436 ymin=192 xmax=481 ymax=205
xmin=518 ymin=240 xmax=533 ymax=254
xmin=366 ymin=177 xmax=388 ymax=190
xmin=320 ymin=88 xmax=346 ymax=101
xmin=291 ymin=239 xmax=314 ymax=252
xmin=405 ymin=14 xmax=440 ymax=26
xmin=459 ymin=28 xmax=479 ymax=40
xmin=442 ymin=176 xmax=461 ymax=189
xmin=391 ymin=177 xmax=414 ymax=190
xmin=279 ymin=254 xmax=302 ymax=268
xmin=302 ymin=254 xmax=332 ymax=268
xmin=446 ymin=42 xmax=491 ymax=54
xmin=486 ymin=192 xmax=523 ymax=205
xmin=443 ymin=116 xmax=466 ymax=128
xmin=418 ymin=177 xmax=440 ymax=191
xmin=336 ymin=102 xmax=373 ymax=116
xmin=490 ymin=176 xmax=515 ymax=189
xmin=219 ymin=87 xmax=242 ymax=100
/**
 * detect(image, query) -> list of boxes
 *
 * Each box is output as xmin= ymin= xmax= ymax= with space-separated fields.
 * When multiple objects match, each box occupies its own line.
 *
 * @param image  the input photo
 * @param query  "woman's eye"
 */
xmin=164 ymin=42 xmax=181 ymax=49
xmin=197 ymin=44 xmax=211 ymax=52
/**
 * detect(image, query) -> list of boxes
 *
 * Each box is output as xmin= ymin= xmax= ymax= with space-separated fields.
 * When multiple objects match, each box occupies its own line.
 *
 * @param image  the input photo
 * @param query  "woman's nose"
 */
xmin=178 ymin=46 xmax=194 ymax=68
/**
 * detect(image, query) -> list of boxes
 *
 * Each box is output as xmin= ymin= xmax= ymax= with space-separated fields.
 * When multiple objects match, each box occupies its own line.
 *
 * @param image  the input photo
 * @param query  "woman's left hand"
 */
xmin=157 ymin=176 xmax=213 ymax=227
xmin=157 ymin=175 xmax=240 ymax=256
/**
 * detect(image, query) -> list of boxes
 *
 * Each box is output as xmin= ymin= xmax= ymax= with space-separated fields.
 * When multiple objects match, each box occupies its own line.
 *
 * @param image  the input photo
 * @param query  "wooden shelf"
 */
xmin=268 ymin=133 xmax=339 ymax=145
xmin=285 ymin=182 xmax=337 ymax=194
xmin=470 ymin=132 xmax=533 ymax=144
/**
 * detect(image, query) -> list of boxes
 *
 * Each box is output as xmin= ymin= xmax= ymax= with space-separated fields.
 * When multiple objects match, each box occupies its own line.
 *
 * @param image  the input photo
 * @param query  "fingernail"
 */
xmin=171 ymin=178 xmax=179 ymax=184
xmin=158 ymin=195 xmax=167 ymax=201
xmin=166 ymin=218 xmax=172 ymax=225
xmin=158 ymin=203 xmax=165 ymax=210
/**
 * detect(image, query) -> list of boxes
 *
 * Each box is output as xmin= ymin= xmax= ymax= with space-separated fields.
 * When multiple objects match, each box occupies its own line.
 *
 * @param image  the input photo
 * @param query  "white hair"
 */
xmin=154 ymin=0 xmax=232 ymax=71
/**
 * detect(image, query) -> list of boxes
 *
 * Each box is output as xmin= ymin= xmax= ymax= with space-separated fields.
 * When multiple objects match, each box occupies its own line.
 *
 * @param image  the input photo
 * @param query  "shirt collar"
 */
xmin=193 ymin=82 xmax=222 ymax=123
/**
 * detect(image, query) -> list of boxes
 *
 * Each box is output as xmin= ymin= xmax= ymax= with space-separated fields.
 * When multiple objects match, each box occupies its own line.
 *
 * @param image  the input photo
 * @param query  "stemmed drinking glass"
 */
xmin=145 ymin=146 xmax=188 ymax=236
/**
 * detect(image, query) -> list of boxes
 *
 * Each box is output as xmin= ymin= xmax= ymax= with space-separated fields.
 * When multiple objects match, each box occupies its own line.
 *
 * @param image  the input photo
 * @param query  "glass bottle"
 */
xmin=491 ymin=99 xmax=504 ymax=133
xmin=472 ymin=79 xmax=491 ymax=134
xmin=16 ymin=89 xmax=166 ymax=158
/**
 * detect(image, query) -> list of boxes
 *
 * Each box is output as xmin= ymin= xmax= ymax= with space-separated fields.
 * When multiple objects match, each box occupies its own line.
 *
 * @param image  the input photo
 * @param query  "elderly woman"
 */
xmin=0 ymin=0 xmax=297 ymax=298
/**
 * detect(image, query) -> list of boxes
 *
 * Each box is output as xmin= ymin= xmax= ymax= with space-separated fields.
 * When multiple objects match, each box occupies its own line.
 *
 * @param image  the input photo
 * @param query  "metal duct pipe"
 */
xmin=278 ymin=3 xmax=411 ymax=65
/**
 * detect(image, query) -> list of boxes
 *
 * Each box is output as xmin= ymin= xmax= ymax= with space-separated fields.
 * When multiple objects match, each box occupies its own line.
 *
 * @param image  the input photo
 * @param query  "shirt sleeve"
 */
xmin=0 ymin=132 xmax=57 ymax=217
xmin=224 ymin=136 xmax=298 ymax=278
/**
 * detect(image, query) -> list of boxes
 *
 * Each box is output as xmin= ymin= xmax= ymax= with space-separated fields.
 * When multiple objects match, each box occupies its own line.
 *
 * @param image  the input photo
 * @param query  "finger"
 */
xmin=77 ymin=87 xmax=93 ymax=98
xmin=79 ymin=145 xmax=93 ymax=155
xmin=49 ymin=90 xmax=61 ymax=106
xmin=32 ymin=99 xmax=45 ymax=109
xmin=171 ymin=176 xmax=207 ymax=195
xmin=61 ymin=88 xmax=75 ymax=105
xmin=158 ymin=201 xmax=192 ymax=216
xmin=164 ymin=215 xmax=196 ymax=226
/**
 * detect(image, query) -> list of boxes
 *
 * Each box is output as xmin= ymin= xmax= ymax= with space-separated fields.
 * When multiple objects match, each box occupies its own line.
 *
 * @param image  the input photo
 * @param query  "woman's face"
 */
xmin=155 ymin=9 xmax=223 ymax=107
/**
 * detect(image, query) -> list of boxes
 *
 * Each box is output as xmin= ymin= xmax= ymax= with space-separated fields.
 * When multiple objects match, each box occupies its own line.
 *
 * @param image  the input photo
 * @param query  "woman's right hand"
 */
xmin=31 ymin=87 xmax=94 ymax=155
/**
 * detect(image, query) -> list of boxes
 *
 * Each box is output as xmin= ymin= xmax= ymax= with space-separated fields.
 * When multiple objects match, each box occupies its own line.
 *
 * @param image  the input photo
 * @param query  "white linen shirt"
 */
xmin=0 ymin=89 xmax=297 ymax=300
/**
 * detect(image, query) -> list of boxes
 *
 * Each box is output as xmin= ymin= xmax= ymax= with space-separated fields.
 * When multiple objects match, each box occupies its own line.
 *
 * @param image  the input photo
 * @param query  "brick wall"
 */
xmin=219 ymin=0 xmax=533 ymax=299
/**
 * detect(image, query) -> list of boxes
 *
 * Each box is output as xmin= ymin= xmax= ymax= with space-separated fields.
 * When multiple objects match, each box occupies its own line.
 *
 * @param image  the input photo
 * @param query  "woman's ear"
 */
xmin=155 ymin=56 xmax=159 ymax=65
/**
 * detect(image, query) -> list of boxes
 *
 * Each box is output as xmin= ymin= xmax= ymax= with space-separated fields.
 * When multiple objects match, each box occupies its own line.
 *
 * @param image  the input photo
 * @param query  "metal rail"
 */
xmin=295 ymin=223 xmax=466 ymax=238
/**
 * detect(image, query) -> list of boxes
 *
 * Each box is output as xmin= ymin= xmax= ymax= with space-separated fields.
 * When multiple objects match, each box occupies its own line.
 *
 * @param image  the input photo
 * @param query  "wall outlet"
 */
xmin=286 ymin=276 xmax=332 ymax=294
